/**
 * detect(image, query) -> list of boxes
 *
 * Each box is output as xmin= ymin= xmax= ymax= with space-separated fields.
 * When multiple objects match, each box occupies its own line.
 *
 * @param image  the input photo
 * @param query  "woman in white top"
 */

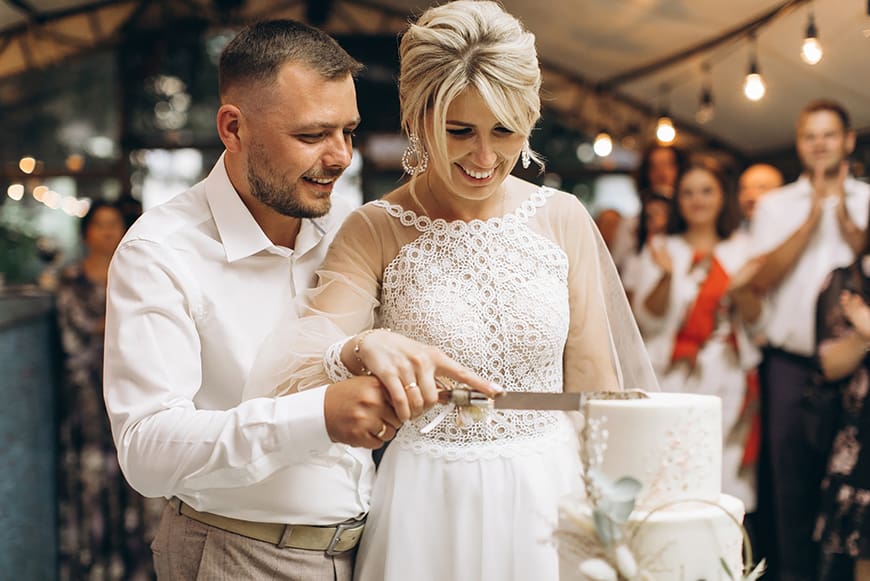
xmin=631 ymin=158 xmax=764 ymax=509
xmin=244 ymin=2 xmax=656 ymax=580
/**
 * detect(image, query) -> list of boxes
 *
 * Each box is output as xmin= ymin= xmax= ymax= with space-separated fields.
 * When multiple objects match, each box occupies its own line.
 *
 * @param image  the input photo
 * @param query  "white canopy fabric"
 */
xmin=0 ymin=0 xmax=867 ymax=156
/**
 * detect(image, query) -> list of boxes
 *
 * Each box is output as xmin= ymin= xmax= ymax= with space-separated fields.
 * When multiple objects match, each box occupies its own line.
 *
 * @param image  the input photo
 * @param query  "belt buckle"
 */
xmin=325 ymin=520 xmax=364 ymax=556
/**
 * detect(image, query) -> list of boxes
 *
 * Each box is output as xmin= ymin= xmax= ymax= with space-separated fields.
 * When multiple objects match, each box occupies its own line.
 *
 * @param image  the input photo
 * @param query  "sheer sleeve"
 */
xmin=243 ymin=207 xmax=387 ymax=399
xmin=545 ymin=193 xmax=659 ymax=393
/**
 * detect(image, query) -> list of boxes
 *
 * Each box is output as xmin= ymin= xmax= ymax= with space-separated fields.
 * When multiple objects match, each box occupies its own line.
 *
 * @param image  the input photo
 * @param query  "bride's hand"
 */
xmin=347 ymin=329 xmax=502 ymax=422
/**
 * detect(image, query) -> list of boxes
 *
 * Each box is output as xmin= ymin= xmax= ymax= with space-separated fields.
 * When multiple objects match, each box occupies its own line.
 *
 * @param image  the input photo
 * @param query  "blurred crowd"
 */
xmin=596 ymin=98 xmax=870 ymax=581
xmin=47 ymin=96 xmax=870 ymax=581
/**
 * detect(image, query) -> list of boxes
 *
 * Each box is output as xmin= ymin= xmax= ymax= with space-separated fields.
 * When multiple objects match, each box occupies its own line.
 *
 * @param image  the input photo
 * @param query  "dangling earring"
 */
xmin=401 ymin=134 xmax=429 ymax=176
xmin=521 ymin=140 xmax=532 ymax=169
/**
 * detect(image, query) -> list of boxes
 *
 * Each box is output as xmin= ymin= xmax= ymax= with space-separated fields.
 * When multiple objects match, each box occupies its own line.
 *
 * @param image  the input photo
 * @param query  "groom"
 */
xmin=103 ymin=20 xmax=401 ymax=580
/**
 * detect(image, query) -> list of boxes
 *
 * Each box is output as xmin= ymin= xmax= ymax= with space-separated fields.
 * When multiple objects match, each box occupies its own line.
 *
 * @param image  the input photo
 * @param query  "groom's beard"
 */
xmin=246 ymin=146 xmax=339 ymax=219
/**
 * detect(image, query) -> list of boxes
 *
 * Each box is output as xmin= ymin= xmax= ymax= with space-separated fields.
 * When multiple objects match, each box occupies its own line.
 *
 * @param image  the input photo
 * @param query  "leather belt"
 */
xmin=171 ymin=498 xmax=365 ymax=555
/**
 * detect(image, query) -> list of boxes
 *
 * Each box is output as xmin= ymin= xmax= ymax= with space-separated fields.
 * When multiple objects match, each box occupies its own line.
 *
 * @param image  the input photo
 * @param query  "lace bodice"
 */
xmin=373 ymin=189 xmax=574 ymax=460
xmin=242 ymin=181 xmax=659 ymax=459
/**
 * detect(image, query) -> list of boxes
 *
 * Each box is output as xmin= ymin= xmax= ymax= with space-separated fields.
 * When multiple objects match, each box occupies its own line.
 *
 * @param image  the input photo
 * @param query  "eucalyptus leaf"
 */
xmin=607 ymin=497 xmax=636 ymax=524
xmin=592 ymin=508 xmax=615 ymax=547
xmin=611 ymin=476 xmax=643 ymax=501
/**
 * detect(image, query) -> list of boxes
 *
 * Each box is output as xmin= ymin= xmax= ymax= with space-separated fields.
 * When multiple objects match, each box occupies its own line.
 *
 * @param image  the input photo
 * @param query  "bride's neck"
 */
xmin=410 ymin=173 xmax=508 ymax=222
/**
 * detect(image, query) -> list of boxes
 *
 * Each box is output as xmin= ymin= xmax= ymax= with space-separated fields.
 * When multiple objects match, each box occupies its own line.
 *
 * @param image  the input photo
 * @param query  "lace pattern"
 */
xmin=374 ymin=188 xmax=575 ymax=460
xmin=324 ymin=338 xmax=354 ymax=383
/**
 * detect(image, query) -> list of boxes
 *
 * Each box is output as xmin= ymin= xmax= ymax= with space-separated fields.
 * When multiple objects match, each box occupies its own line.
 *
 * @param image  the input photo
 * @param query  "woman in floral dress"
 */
xmin=814 ymin=233 xmax=870 ymax=581
xmin=56 ymin=200 xmax=163 ymax=581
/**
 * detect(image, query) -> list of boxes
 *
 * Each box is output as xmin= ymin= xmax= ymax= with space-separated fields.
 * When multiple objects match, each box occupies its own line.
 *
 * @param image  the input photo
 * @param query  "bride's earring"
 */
xmin=521 ymin=140 xmax=532 ymax=169
xmin=401 ymin=134 xmax=429 ymax=176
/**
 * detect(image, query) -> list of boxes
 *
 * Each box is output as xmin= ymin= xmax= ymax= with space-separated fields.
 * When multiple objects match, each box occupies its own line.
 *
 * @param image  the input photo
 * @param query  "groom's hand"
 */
xmin=324 ymin=375 xmax=402 ymax=448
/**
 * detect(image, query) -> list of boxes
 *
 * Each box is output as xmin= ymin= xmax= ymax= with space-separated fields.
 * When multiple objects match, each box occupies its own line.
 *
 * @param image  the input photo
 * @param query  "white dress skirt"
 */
xmin=242 ymin=189 xmax=657 ymax=580
xmin=355 ymin=414 xmax=582 ymax=581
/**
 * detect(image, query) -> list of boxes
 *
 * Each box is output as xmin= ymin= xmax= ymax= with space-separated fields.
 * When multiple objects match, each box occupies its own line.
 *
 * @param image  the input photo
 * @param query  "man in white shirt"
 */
xmin=103 ymin=21 xmax=403 ymax=580
xmin=738 ymin=163 xmax=784 ymax=226
xmin=750 ymin=99 xmax=870 ymax=581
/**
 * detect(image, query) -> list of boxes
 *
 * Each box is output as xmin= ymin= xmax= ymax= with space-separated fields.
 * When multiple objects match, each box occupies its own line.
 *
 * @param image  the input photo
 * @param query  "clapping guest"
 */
xmin=813 ymin=227 xmax=870 ymax=581
xmin=618 ymin=144 xmax=688 ymax=298
xmin=750 ymin=99 xmax=870 ymax=581
xmin=630 ymin=159 xmax=765 ymax=512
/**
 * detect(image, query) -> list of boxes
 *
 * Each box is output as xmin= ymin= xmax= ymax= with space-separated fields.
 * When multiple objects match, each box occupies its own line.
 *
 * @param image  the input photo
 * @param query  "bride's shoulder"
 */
xmin=516 ymin=181 xmax=590 ymax=224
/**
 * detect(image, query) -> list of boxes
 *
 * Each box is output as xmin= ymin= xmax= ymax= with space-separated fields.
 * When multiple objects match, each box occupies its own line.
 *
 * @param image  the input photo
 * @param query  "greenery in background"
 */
xmin=0 ymin=218 xmax=38 ymax=284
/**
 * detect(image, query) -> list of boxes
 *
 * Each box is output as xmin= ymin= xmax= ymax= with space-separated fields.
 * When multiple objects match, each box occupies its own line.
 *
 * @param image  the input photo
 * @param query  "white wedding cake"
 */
xmin=558 ymin=392 xmax=750 ymax=580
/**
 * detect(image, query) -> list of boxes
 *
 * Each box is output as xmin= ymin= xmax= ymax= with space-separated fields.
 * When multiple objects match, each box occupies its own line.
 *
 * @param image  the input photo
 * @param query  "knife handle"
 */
xmin=437 ymin=388 xmax=494 ymax=408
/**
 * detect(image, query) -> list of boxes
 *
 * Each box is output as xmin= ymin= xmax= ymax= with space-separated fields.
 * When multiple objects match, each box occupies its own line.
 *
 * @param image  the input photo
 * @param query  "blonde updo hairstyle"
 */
xmin=399 ymin=0 xmax=543 ymax=181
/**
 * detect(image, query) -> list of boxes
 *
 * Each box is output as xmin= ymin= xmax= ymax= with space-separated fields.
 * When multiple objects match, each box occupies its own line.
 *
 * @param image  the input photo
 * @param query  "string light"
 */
xmin=695 ymin=62 xmax=715 ymax=124
xmin=18 ymin=156 xmax=36 ymax=174
xmin=655 ymin=116 xmax=676 ymax=144
xmin=655 ymin=84 xmax=676 ymax=144
xmin=743 ymin=33 xmax=766 ymax=102
xmin=593 ymin=129 xmax=613 ymax=157
xmin=7 ymin=184 xmax=24 ymax=200
xmin=800 ymin=9 xmax=823 ymax=65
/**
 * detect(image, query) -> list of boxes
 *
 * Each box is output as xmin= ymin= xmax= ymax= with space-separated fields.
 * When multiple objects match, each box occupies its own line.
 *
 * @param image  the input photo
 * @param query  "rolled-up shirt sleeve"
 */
xmin=104 ymin=239 xmax=333 ymax=499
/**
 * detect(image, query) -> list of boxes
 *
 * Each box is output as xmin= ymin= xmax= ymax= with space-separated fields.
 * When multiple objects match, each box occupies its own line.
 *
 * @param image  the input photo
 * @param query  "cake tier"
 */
xmin=583 ymin=392 xmax=722 ymax=509
xmin=559 ymin=493 xmax=745 ymax=580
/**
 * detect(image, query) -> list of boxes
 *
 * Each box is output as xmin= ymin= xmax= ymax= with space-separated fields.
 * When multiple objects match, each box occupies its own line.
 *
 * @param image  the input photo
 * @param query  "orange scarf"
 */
xmin=669 ymin=251 xmax=761 ymax=468
xmin=670 ymin=253 xmax=730 ymax=366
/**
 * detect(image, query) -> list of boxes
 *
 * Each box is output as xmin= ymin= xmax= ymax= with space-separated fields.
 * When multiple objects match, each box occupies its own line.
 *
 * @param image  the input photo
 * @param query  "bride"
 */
xmin=245 ymin=2 xmax=656 ymax=579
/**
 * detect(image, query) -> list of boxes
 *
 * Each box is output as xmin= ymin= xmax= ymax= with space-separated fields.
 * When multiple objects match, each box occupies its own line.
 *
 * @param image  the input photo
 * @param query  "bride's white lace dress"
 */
xmin=245 ymin=183 xmax=656 ymax=581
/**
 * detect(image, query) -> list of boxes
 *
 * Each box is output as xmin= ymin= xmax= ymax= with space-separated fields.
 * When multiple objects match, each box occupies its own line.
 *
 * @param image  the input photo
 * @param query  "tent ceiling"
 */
xmin=1 ymin=0 xmax=868 ymax=158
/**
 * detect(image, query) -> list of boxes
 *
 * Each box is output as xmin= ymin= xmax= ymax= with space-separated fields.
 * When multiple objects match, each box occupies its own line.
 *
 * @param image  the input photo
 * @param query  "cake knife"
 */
xmin=436 ymin=387 xmax=649 ymax=410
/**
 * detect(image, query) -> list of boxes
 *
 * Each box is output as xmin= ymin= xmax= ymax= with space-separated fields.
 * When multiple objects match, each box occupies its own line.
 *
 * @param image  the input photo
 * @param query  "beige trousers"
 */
xmin=151 ymin=503 xmax=355 ymax=581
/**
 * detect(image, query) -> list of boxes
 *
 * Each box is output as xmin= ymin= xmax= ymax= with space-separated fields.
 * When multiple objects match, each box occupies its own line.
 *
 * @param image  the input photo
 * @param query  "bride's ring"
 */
xmin=375 ymin=423 xmax=388 ymax=440
xmin=403 ymin=382 xmax=419 ymax=392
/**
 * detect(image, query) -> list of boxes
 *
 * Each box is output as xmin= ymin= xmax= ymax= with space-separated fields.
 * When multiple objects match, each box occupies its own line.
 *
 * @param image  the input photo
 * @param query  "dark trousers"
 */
xmin=758 ymin=347 xmax=827 ymax=581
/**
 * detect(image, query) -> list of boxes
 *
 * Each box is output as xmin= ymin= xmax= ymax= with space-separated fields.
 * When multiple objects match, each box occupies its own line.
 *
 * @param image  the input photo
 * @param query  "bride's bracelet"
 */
xmin=353 ymin=328 xmax=390 ymax=376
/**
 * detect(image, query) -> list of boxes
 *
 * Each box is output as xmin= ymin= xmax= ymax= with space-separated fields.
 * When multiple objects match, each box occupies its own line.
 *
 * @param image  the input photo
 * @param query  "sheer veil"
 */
xmin=243 ymin=188 xmax=658 ymax=401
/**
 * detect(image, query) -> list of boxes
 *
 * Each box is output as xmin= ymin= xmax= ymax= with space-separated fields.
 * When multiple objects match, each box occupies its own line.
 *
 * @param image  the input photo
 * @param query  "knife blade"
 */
xmin=437 ymin=388 xmax=650 ymax=411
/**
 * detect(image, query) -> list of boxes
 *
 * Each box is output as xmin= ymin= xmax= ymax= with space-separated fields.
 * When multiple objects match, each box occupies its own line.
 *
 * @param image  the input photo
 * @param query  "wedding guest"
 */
xmin=243 ymin=2 xmax=656 ymax=580
xmin=56 ymin=200 xmax=163 ymax=581
xmin=750 ymin=99 xmax=870 ymax=581
xmin=737 ymin=163 xmax=783 ymax=226
xmin=813 ymin=225 xmax=870 ymax=581
xmin=630 ymin=159 xmax=764 ymax=511
xmin=618 ymin=144 xmax=688 ymax=297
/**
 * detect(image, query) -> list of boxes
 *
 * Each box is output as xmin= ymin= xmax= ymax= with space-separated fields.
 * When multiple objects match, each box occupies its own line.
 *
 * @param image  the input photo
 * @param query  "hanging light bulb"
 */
xmin=695 ymin=63 xmax=715 ymax=124
xmin=656 ymin=116 xmax=676 ymax=144
xmin=800 ymin=11 xmax=823 ymax=65
xmin=593 ymin=129 xmax=613 ymax=157
xmin=743 ymin=34 xmax=766 ymax=102
xmin=654 ymin=84 xmax=676 ymax=144
xmin=743 ymin=65 xmax=766 ymax=101
xmin=696 ymin=88 xmax=715 ymax=124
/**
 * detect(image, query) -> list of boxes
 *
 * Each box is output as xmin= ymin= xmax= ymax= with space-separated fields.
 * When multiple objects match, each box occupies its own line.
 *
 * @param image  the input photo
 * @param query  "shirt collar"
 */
xmin=206 ymin=153 xmax=274 ymax=262
xmin=795 ymin=173 xmax=863 ymax=194
xmin=205 ymin=153 xmax=335 ymax=262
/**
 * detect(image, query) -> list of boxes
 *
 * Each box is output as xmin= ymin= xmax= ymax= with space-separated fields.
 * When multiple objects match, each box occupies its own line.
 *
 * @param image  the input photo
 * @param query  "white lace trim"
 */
xmin=370 ymin=186 xmax=553 ymax=233
xmin=324 ymin=337 xmax=354 ymax=383
xmin=375 ymin=186 xmax=572 ymax=461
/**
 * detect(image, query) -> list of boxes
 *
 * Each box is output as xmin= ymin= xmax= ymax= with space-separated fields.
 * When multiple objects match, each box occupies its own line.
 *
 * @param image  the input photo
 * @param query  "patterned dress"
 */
xmin=814 ymin=261 xmax=870 ymax=581
xmin=56 ymin=264 xmax=164 ymax=581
